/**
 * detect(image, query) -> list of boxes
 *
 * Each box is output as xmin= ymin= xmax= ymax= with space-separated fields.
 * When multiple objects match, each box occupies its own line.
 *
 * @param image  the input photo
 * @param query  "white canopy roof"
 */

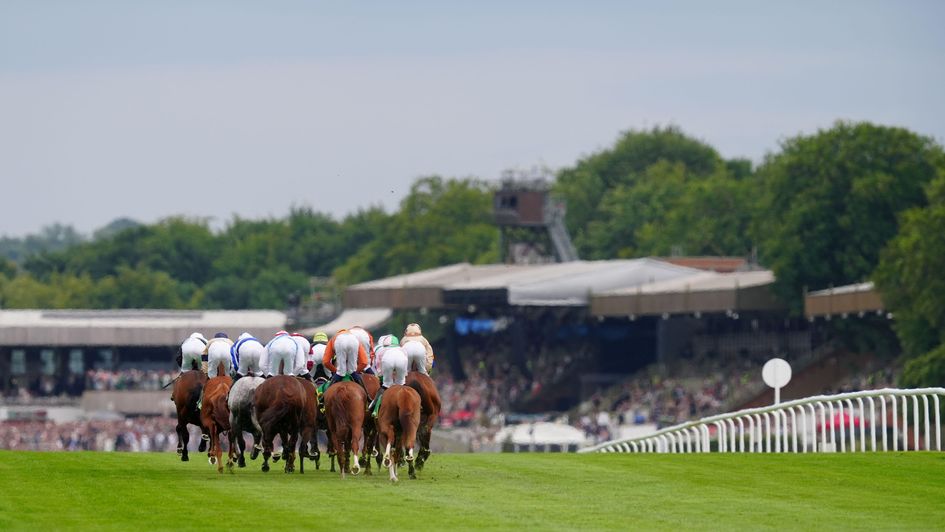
xmin=297 ymin=307 xmax=393 ymax=337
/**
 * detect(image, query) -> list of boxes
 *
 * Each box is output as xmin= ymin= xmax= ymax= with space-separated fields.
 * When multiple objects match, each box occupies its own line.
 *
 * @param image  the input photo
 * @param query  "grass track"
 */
xmin=0 ymin=451 xmax=943 ymax=530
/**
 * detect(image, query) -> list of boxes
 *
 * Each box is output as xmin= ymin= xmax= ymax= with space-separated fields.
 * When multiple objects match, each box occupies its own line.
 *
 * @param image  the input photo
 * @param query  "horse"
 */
xmin=296 ymin=377 xmax=319 ymax=472
xmin=227 ymin=376 xmax=265 ymax=468
xmin=323 ymin=381 xmax=367 ymax=478
xmin=406 ymin=371 xmax=441 ymax=470
xmin=200 ymin=370 xmax=233 ymax=473
xmin=360 ymin=372 xmax=381 ymax=474
xmin=375 ymin=385 xmax=422 ymax=482
xmin=172 ymin=370 xmax=209 ymax=461
xmin=252 ymin=375 xmax=306 ymax=473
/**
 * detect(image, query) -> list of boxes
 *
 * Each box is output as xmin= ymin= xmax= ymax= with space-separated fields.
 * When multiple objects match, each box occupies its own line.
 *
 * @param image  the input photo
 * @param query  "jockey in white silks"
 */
xmin=322 ymin=329 xmax=368 ymax=390
xmin=290 ymin=333 xmax=312 ymax=378
xmin=309 ymin=331 xmax=330 ymax=381
xmin=204 ymin=332 xmax=235 ymax=378
xmin=368 ymin=334 xmax=407 ymax=414
xmin=401 ymin=323 xmax=434 ymax=374
xmin=349 ymin=326 xmax=377 ymax=375
xmin=266 ymin=331 xmax=297 ymax=376
xmin=230 ymin=332 xmax=265 ymax=380
xmin=180 ymin=332 xmax=208 ymax=372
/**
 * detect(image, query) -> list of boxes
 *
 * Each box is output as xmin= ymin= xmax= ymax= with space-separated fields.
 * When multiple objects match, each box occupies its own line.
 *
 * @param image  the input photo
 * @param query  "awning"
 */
xmin=297 ymin=308 xmax=393 ymax=337
xmin=804 ymin=282 xmax=884 ymax=318
xmin=591 ymin=270 xmax=783 ymax=317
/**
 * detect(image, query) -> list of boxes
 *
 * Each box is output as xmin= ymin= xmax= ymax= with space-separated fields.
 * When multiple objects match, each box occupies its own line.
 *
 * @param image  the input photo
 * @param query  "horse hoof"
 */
xmin=181 ymin=454 xmax=189 ymax=462
xmin=209 ymin=456 xmax=216 ymax=465
xmin=250 ymin=448 xmax=260 ymax=460
xmin=262 ymin=464 xmax=270 ymax=473
xmin=351 ymin=465 xmax=361 ymax=476
xmin=382 ymin=458 xmax=391 ymax=468
xmin=238 ymin=456 xmax=246 ymax=468
xmin=198 ymin=441 xmax=207 ymax=452
xmin=272 ymin=453 xmax=281 ymax=462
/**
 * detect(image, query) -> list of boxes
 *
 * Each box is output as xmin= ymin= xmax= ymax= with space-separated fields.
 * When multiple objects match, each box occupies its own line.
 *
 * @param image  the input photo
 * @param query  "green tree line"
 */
xmin=2 ymin=121 xmax=944 ymax=385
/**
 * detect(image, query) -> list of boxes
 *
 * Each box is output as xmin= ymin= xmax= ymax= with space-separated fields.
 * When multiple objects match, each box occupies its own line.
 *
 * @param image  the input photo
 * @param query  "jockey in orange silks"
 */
xmin=349 ymin=325 xmax=377 ymax=375
xmin=401 ymin=323 xmax=434 ymax=375
xmin=323 ymin=329 xmax=369 ymax=390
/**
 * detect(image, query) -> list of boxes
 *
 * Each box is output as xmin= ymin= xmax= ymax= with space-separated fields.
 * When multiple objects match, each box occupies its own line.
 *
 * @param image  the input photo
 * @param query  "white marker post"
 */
xmin=762 ymin=357 xmax=792 ymax=405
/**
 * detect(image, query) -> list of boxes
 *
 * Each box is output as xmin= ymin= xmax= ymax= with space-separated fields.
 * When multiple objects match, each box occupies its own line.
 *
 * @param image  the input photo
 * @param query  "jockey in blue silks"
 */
xmin=231 ymin=332 xmax=266 ymax=381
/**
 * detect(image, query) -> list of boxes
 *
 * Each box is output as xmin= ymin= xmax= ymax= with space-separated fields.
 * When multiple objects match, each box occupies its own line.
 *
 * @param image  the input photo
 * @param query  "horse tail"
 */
xmin=217 ymin=362 xmax=226 ymax=377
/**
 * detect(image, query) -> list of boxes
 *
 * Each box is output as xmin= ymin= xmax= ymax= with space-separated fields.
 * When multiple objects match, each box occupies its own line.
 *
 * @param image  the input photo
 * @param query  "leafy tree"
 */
xmin=899 ymin=344 xmax=945 ymax=388
xmin=554 ymin=126 xmax=723 ymax=258
xmin=93 ymin=217 xmax=142 ymax=240
xmin=875 ymin=174 xmax=945 ymax=356
xmin=753 ymin=121 xmax=945 ymax=313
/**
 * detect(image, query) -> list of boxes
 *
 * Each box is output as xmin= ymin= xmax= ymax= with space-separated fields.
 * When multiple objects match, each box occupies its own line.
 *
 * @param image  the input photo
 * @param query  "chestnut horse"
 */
xmin=406 ymin=371 xmax=441 ymax=470
xmin=200 ymin=371 xmax=233 ymax=473
xmin=323 ymin=381 xmax=367 ymax=478
xmin=376 ymin=385 xmax=421 ymax=482
xmin=172 ymin=370 xmax=208 ymax=461
xmin=253 ymin=375 xmax=306 ymax=473
xmin=360 ymin=373 xmax=380 ymax=474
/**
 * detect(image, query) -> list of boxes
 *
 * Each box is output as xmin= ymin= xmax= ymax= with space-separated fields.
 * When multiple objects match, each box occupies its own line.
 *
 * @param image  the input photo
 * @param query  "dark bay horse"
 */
xmin=172 ymin=370 xmax=208 ymax=461
xmin=323 ymin=381 xmax=367 ymax=478
xmin=253 ymin=375 xmax=306 ymax=473
xmin=297 ymin=377 xmax=319 ymax=472
xmin=228 ymin=376 xmax=265 ymax=468
xmin=360 ymin=373 xmax=380 ymax=474
xmin=376 ymin=384 xmax=421 ymax=482
xmin=200 ymin=373 xmax=233 ymax=473
xmin=406 ymin=371 xmax=441 ymax=470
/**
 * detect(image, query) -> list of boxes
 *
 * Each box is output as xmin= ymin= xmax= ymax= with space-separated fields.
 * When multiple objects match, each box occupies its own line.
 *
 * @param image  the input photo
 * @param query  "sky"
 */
xmin=1 ymin=1 xmax=943 ymax=237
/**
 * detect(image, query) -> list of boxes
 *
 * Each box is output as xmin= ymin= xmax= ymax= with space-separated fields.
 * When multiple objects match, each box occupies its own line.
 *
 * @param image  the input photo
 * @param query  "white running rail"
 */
xmin=579 ymin=388 xmax=944 ymax=454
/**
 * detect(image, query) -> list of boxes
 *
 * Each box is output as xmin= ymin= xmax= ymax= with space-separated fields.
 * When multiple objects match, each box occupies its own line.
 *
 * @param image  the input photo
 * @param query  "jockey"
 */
xmin=368 ymin=334 xmax=407 ymax=415
xmin=290 ymin=333 xmax=312 ymax=379
xmin=309 ymin=331 xmax=330 ymax=381
xmin=204 ymin=332 xmax=235 ymax=378
xmin=322 ymin=328 xmax=368 ymax=391
xmin=265 ymin=330 xmax=297 ymax=376
xmin=230 ymin=332 xmax=265 ymax=381
xmin=349 ymin=325 xmax=376 ymax=375
xmin=179 ymin=332 xmax=207 ymax=373
xmin=401 ymin=323 xmax=434 ymax=375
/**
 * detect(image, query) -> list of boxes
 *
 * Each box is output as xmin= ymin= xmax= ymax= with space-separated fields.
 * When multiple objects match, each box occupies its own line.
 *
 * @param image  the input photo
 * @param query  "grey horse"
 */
xmin=227 ymin=376 xmax=265 ymax=467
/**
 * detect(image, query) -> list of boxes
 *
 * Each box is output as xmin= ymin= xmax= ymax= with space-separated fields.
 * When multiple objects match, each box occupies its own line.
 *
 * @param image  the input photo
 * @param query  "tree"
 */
xmin=554 ymin=126 xmax=724 ymax=258
xmin=875 ymin=174 xmax=945 ymax=357
xmin=753 ymin=121 xmax=945 ymax=313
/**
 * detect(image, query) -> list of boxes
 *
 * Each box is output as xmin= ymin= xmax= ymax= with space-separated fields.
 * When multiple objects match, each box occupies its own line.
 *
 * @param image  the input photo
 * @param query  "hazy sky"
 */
xmin=2 ymin=1 xmax=943 ymax=237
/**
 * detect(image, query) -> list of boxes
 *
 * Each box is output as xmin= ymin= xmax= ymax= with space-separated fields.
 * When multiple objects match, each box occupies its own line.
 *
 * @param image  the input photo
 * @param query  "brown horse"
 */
xmin=324 ymin=381 xmax=367 ymax=478
xmin=253 ymin=375 xmax=306 ymax=473
xmin=172 ymin=370 xmax=208 ymax=462
xmin=296 ymin=377 xmax=319 ymax=473
xmin=376 ymin=385 xmax=421 ymax=482
xmin=406 ymin=371 xmax=441 ymax=470
xmin=360 ymin=372 xmax=380 ymax=474
xmin=200 ymin=372 xmax=233 ymax=473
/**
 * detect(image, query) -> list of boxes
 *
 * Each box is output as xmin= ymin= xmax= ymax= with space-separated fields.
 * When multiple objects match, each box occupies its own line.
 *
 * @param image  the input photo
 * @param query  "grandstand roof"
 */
xmin=804 ymin=282 xmax=884 ymax=318
xmin=0 ymin=309 xmax=288 ymax=347
xmin=344 ymin=259 xmax=702 ymax=309
xmin=590 ymin=270 xmax=783 ymax=316
xmin=296 ymin=307 xmax=393 ymax=337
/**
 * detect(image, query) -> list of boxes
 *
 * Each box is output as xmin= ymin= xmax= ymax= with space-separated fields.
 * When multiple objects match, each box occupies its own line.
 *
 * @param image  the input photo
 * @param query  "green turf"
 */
xmin=0 ymin=451 xmax=943 ymax=530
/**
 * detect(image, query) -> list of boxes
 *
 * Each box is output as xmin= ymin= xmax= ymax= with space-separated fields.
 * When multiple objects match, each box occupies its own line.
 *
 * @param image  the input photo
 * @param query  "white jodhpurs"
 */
xmin=207 ymin=343 xmax=232 ymax=378
xmin=403 ymin=340 xmax=428 ymax=375
xmin=333 ymin=332 xmax=360 ymax=376
xmin=380 ymin=347 xmax=408 ymax=386
xmin=180 ymin=338 xmax=205 ymax=372
xmin=267 ymin=336 xmax=297 ymax=376
xmin=237 ymin=340 xmax=265 ymax=376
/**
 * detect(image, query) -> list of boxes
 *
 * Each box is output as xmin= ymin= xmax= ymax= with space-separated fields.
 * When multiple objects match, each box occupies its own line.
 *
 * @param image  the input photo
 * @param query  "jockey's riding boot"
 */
xmin=328 ymin=373 xmax=344 ymax=387
xmin=368 ymin=386 xmax=386 ymax=416
xmin=351 ymin=371 xmax=366 ymax=391
xmin=233 ymin=372 xmax=243 ymax=383
xmin=363 ymin=366 xmax=376 ymax=376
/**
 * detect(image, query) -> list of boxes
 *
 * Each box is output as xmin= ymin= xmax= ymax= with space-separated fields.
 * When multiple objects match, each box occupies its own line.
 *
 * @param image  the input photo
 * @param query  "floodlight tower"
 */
xmin=493 ymin=169 xmax=579 ymax=264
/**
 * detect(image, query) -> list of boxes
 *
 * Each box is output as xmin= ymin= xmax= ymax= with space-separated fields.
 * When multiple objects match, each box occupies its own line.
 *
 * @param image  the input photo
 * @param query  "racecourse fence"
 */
xmin=579 ymin=388 xmax=944 ymax=454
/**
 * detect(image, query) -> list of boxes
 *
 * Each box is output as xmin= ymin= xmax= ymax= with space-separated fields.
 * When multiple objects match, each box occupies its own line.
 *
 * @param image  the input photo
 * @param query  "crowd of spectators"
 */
xmin=84 ymin=369 xmax=178 ymax=392
xmin=0 ymin=416 xmax=192 ymax=452
xmin=3 ymin=369 xmax=180 ymax=401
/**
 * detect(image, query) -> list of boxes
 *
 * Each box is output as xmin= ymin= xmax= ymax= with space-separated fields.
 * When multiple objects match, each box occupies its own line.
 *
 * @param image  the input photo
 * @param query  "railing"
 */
xmin=579 ymin=388 xmax=944 ymax=454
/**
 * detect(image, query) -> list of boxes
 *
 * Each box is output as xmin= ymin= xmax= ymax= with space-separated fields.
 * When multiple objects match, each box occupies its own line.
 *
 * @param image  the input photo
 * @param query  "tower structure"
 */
xmin=493 ymin=170 xmax=579 ymax=264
